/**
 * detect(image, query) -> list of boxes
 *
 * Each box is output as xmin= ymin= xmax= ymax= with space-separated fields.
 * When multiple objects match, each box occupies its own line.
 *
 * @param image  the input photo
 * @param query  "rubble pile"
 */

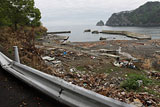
xmin=39 ymin=46 xmax=160 ymax=106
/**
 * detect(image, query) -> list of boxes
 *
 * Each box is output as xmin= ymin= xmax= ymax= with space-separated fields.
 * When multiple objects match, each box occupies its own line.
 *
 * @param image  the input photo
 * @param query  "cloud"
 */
xmin=34 ymin=0 xmax=160 ymax=27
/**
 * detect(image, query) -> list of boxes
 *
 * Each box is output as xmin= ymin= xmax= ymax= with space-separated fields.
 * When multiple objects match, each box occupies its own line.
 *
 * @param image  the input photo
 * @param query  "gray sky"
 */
xmin=34 ymin=0 xmax=160 ymax=27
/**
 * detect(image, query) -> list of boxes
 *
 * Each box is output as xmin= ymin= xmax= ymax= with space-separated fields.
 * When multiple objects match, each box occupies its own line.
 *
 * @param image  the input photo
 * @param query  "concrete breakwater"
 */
xmin=100 ymin=30 xmax=151 ymax=40
xmin=47 ymin=31 xmax=71 ymax=34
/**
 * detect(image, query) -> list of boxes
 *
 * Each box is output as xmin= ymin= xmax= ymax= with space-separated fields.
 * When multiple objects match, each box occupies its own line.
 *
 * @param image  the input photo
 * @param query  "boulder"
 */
xmin=99 ymin=37 xmax=107 ymax=41
xmin=84 ymin=29 xmax=91 ymax=32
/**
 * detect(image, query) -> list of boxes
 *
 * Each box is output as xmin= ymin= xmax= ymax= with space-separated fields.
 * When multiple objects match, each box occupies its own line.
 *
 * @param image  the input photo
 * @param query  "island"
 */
xmin=96 ymin=20 xmax=104 ymax=26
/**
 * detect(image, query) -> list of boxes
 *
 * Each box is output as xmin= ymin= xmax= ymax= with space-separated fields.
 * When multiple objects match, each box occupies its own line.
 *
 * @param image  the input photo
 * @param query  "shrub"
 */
xmin=121 ymin=73 xmax=151 ymax=91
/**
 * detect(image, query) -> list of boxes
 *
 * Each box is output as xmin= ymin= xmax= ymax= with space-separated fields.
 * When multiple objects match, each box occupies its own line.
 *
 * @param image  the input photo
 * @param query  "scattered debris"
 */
xmin=148 ymin=71 xmax=160 ymax=80
xmin=1 ymin=27 xmax=160 ymax=106
xmin=52 ymin=60 xmax=61 ymax=64
xmin=113 ymin=59 xmax=136 ymax=69
xmin=117 ymin=47 xmax=137 ymax=60
xmin=155 ymin=51 xmax=160 ymax=55
xmin=100 ymin=53 xmax=119 ymax=58
xmin=99 ymin=49 xmax=118 ymax=54
xmin=131 ymin=99 xmax=143 ymax=107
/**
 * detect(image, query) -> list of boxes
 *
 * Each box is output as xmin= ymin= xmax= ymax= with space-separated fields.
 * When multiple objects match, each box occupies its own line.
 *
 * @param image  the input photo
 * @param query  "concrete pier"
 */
xmin=47 ymin=31 xmax=71 ymax=34
xmin=100 ymin=30 xmax=151 ymax=40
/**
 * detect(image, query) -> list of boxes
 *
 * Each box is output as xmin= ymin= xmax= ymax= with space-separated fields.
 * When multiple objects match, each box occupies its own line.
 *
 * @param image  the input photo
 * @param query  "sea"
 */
xmin=47 ymin=25 xmax=160 ymax=42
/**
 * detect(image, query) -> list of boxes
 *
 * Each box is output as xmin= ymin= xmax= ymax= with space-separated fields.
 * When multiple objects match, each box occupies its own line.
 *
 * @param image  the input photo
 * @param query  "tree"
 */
xmin=0 ymin=0 xmax=41 ymax=29
xmin=0 ymin=0 xmax=12 ymax=26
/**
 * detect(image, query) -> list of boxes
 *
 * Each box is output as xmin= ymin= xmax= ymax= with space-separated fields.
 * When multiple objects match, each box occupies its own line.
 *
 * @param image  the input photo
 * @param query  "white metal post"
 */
xmin=13 ymin=46 xmax=20 ymax=63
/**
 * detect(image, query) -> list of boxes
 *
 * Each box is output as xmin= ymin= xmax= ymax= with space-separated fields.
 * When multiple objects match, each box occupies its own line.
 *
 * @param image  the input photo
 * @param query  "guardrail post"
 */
xmin=13 ymin=46 xmax=20 ymax=63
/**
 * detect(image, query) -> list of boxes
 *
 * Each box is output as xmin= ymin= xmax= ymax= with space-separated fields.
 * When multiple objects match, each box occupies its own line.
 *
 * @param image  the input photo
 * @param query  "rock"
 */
xmin=84 ymin=29 xmax=91 ymax=32
xmin=99 ymin=37 xmax=107 ymax=41
xmin=92 ymin=30 xmax=99 ymax=34
xmin=96 ymin=20 xmax=104 ymax=26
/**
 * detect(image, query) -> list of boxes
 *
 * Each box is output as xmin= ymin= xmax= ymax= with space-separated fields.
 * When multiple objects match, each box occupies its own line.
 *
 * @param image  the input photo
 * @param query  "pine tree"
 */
xmin=0 ymin=0 xmax=41 ymax=30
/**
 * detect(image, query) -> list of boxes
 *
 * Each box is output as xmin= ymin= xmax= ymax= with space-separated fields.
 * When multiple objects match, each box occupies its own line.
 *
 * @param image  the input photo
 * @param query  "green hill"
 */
xmin=106 ymin=2 xmax=160 ymax=26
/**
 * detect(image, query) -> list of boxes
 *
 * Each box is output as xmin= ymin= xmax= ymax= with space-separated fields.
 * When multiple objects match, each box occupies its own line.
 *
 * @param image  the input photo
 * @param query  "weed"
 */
xmin=121 ymin=73 xmax=152 ymax=91
xmin=144 ymin=89 xmax=160 ymax=98
xmin=76 ymin=66 xmax=86 ymax=71
xmin=35 ymin=35 xmax=42 ymax=39
xmin=8 ymin=48 xmax=12 ymax=54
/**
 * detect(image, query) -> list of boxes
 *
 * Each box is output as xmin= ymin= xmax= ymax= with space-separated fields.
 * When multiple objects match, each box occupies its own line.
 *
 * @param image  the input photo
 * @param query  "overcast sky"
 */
xmin=34 ymin=0 xmax=160 ymax=27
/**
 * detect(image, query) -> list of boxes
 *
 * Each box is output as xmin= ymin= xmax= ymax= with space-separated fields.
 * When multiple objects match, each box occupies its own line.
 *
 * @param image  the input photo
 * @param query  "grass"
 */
xmin=35 ymin=35 xmax=42 ymax=39
xmin=76 ymin=66 xmax=86 ymax=71
xmin=121 ymin=73 xmax=152 ymax=91
xmin=8 ymin=48 xmax=12 ymax=54
xmin=144 ymin=89 xmax=160 ymax=98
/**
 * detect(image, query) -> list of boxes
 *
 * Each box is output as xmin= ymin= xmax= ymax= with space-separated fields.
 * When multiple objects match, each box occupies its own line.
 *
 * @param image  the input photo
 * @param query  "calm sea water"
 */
xmin=47 ymin=25 xmax=160 ymax=42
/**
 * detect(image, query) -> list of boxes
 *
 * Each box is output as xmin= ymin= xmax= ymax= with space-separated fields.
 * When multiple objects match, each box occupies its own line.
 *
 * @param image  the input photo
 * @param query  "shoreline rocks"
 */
xmin=84 ymin=29 xmax=91 ymax=32
xmin=92 ymin=30 xmax=99 ymax=34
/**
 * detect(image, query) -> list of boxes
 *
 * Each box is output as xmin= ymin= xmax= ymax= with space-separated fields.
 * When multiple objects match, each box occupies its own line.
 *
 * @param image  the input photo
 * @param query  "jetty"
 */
xmin=100 ymin=30 xmax=151 ymax=40
xmin=47 ymin=31 xmax=71 ymax=34
xmin=45 ymin=34 xmax=69 ymax=41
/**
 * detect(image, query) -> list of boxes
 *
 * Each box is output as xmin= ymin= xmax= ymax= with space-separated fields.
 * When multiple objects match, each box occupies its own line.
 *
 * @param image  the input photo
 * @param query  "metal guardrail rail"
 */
xmin=0 ymin=51 xmax=135 ymax=107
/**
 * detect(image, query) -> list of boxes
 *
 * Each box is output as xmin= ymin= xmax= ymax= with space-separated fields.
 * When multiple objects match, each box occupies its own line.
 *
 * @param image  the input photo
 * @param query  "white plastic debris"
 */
xmin=52 ymin=60 xmax=61 ymax=64
xmin=47 ymin=57 xmax=55 ymax=61
xmin=42 ymin=56 xmax=51 ymax=60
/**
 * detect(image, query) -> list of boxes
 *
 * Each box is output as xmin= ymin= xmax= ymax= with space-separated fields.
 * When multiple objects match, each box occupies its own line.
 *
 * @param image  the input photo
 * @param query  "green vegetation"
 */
xmin=76 ymin=66 xmax=86 ymax=71
xmin=128 ymin=2 xmax=160 ymax=25
xmin=121 ymin=73 xmax=152 ymax=91
xmin=143 ymin=88 xmax=160 ymax=98
xmin=0 ymin=0 xmax=41 ymax=30
xmin=8 ymin=48 xmax=12 ymax=54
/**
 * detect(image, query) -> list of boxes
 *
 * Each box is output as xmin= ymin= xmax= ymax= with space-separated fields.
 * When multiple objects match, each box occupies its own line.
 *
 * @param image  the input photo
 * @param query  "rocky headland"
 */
xmin=106 ymin=2 xmax=160 ymax=26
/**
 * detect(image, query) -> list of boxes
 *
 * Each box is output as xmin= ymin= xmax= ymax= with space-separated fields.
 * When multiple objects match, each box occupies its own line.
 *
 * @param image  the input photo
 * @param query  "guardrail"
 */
xmin=0 ymin=50 xmax=135 ymax=107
